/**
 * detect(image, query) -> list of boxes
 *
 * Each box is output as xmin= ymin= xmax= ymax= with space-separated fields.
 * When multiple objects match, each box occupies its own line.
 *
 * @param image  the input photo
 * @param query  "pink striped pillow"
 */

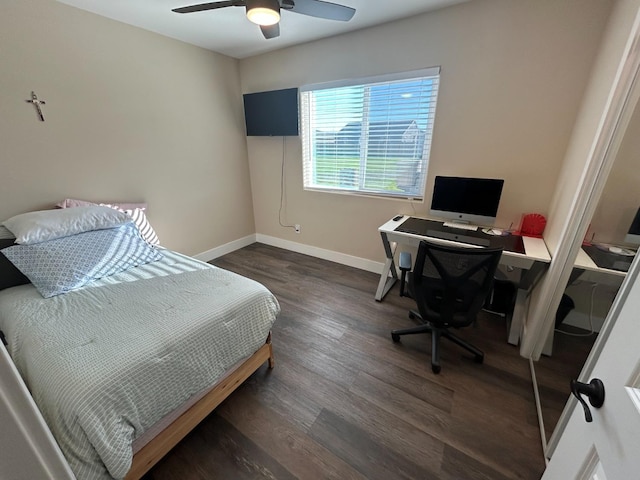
xmin=56 ymin=198 xmax=147 ymax=211
xmin=103 ymin=205 xmax=160 ymax=246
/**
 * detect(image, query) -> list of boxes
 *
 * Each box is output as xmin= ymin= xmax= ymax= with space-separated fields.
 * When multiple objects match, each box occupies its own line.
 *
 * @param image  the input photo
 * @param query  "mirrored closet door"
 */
xmin=531 ymin=98 xmax=640 ymax=448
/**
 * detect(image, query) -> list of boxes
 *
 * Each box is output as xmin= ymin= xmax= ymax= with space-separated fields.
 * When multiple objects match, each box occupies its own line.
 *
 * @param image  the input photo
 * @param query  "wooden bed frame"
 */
xmin=124 ymin=332 xmax=274 ymax=480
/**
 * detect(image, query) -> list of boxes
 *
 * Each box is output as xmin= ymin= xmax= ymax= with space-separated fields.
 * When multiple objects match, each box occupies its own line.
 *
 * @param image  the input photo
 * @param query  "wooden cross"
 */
xmin=26 ymin=91 xmax=46 ymax=121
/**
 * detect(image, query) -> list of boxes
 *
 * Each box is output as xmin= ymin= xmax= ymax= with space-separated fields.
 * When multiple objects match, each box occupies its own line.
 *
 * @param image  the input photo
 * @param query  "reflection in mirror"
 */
xmin=532 ymin=99 xmax=640 ymax=445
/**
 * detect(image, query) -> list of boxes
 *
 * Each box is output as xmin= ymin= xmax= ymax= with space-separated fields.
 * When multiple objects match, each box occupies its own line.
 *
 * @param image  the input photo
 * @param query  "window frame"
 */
xmin=300 ymin=67 xmax=441 ymax=201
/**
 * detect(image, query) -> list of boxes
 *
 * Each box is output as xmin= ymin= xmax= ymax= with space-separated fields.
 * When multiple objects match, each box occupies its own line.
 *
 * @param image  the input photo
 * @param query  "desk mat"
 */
xmin=395 ymin=217 xmax=525 ymax=254
xmin=582 ymin=245 xmax=632 ymax=272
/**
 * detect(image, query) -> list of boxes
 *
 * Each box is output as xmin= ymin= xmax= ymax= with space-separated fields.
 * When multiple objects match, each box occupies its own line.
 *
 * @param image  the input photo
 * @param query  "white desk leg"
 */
xmin=375 ymin=232 xmax=398 ymax=301
xmin=507 ymin=262 xmax=548 ymax=345
xmin=375 ymin=258 xmax=397 ymax=301
xmin=508 ymin=288 xmax=528 ymax=345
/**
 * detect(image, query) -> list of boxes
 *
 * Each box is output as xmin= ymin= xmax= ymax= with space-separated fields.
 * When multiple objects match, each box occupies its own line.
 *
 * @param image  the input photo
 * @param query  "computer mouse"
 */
xmin=608 ymin=246 xmax=623 ymax=254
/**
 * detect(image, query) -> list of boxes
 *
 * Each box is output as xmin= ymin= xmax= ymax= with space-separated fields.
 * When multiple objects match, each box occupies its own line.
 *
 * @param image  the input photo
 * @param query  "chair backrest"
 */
xmin=410 ymin=240 xmax=503 ymax=328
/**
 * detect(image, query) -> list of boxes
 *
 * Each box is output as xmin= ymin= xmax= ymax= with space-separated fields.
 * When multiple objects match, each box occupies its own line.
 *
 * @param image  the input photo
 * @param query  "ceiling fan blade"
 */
xmin=260 ymin=23 xmax=280 ymax=39
xmin=288 ymin=0 xmax=355 ymax=21
xmin=172 ymin=1 xmax=244 ymax=14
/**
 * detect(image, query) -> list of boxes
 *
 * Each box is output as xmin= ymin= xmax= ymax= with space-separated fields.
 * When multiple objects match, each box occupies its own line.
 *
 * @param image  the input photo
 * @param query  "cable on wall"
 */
xmin=278 ymin=135 xmax=296 ymax=230
xmin=409 ymin=197 xmax=417 ymax=215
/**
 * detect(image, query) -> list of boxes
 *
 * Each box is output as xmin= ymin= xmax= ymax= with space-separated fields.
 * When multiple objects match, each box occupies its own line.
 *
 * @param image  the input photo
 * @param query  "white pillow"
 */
xmin=55 ymin=198 xmax=159 ymax=245
xmin=3 ymin=206 xmax=131 ymax=245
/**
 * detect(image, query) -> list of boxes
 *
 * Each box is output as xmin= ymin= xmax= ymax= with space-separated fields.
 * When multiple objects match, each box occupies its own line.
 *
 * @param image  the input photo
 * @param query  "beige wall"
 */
xmin=589 ymin=101 xmax=640 ymax=245
xmin=544 ymin=0 xmax=640 ymax=254
xmin=240 ymin=0 xmax=613 ymax=264
xmin=0 ymin=0 xmax=254 ymax=256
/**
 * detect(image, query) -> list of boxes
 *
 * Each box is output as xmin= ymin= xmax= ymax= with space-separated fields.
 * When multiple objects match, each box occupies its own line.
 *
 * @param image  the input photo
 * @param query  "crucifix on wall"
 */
xmin=26 ymin=91 xmax=46 ymax=121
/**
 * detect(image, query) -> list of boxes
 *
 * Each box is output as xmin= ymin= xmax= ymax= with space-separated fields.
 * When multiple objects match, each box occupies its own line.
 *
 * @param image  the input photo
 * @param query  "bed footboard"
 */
xmin=125 ymin=332 xmax=274 ymax=480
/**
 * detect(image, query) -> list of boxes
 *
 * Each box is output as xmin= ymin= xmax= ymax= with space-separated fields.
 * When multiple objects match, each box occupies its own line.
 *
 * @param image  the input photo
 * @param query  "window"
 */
xmin=300 ymin=67 xmax=440 ymax=200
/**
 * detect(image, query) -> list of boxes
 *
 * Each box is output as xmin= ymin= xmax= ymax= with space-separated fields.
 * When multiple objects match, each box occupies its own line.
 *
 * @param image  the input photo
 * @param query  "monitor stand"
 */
xmin=442 ymin=221 xmax=479 ymax=231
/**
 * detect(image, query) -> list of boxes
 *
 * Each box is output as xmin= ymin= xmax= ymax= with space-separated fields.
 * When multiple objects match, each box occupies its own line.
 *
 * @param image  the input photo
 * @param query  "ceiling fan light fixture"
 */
xmin=246 ymin=0 xmax=280 ymax=26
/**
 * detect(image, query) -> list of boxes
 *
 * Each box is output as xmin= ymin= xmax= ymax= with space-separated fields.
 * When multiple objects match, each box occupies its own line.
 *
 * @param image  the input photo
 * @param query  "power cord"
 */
xmin=278 ymin=135 xmax=296 ymax=230
xmin=555 ymin=283 xmax=598 ymax=337
xmin=408 ymin=197 xmax=417 ymax=215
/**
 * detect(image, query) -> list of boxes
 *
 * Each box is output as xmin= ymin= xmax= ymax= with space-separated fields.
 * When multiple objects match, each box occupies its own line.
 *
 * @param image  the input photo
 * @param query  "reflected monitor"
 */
xmin=430 ymin=176 xmax=504 ymax=226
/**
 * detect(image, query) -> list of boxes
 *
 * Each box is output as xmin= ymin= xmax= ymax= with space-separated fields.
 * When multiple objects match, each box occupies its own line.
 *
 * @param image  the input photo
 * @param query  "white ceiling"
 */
xmin=56 ymin=0 xmax=468 ymax=59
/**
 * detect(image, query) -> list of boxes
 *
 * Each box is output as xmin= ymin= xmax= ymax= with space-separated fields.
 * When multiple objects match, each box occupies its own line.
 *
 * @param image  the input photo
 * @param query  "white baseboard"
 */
xmin=256 ymin=234 xmax=385 ymax=274
xmin=193 ymin=234 xmax=257 ymax=263
xmin=194 ymin=234 xmax=385 ymax=275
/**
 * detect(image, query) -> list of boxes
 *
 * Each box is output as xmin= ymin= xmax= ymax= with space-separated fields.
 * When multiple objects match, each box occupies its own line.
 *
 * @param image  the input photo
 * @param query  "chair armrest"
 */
xmin=399 ymin=252 xmax=412 ymax=271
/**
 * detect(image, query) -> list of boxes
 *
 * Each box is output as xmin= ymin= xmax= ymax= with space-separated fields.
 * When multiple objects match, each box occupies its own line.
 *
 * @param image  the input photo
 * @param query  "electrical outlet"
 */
xmin=294 ymin=224 xmax=301 ymax=234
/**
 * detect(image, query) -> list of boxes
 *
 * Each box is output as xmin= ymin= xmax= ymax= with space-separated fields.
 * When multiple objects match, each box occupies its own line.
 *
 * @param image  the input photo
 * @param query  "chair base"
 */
xmin=391 ymin=310 xmax=484 ymax=374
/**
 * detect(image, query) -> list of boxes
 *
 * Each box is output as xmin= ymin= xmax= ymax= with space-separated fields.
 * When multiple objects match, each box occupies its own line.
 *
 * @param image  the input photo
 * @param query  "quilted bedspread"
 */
xmin=0 ymin=250 xmax=279 ymax=479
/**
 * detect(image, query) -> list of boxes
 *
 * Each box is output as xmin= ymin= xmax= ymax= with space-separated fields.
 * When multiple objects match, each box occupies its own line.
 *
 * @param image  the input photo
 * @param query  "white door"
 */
xmin=542 ymin=256 xmax=640 ymax=479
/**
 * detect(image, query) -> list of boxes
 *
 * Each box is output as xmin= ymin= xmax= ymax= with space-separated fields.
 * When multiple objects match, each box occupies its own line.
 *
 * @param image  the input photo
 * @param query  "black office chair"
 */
xmin=391 ymin=240 xmax=503 ymax=373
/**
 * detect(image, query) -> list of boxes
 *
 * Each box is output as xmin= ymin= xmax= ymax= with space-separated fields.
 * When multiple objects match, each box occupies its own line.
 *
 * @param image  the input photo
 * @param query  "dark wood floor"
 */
xmin=145 ymin=243 xmax=547 ymax=480
xmin=533 ymin=325 xmax=597 ymax=443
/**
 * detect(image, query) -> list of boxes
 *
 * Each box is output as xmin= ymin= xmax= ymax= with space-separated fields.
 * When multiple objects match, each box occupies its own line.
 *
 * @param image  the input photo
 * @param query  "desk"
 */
xmin=376 ymin=216 xmax=551 ymax=344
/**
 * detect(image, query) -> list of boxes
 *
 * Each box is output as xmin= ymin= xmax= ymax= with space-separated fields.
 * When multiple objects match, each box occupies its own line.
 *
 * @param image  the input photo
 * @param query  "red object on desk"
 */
xmin=515 ymin=213 xmax=546 ymax=238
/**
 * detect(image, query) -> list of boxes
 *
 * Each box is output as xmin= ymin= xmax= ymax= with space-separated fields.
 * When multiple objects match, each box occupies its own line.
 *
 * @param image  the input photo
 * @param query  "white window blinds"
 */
xmin=300 ymin=67 xmax=440 ymax=199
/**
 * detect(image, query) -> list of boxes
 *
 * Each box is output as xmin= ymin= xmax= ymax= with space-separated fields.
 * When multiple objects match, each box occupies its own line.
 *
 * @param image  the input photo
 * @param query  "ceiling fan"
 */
xmin=172 ymin=0 xmax=356 ymax=39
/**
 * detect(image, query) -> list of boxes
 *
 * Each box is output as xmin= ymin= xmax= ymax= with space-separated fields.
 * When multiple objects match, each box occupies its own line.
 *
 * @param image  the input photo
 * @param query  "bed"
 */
xmin=0 ymin=206 xmax=279 ymax=480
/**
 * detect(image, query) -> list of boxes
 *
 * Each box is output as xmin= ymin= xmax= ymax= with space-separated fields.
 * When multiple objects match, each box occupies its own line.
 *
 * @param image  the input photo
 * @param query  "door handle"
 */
xmin=570 ymin=378 xmax=605 ymax=423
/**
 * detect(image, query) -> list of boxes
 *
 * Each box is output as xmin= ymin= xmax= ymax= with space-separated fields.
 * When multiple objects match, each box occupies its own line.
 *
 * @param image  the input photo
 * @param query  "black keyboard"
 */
xmin=425 ymin=229 xmax=491 ymax=247
xmin=395 ymin=217 xmax=525 ymax=254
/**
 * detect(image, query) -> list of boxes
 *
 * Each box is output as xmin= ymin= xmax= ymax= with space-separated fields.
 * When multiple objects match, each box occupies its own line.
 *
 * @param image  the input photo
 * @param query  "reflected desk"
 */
xmin=376 ymin=216 xmax=552 ymax=344
xmin=571 ymin=246 xmax=629 ymax=290
xmin=542 ymin=247 xmax=629 ymax=356
xmin=577 ymin=245 xmax=631 ymax=278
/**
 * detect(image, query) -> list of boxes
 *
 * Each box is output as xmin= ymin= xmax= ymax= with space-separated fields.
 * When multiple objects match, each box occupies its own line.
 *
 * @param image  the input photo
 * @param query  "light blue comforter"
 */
xmin=0 ymin=250 xmax=279 ymax=479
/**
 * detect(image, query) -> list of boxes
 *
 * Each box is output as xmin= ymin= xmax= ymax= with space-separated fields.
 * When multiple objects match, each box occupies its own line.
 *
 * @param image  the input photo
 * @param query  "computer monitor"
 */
xmin=625 ymin=207 xmax=640 ymax=245
xmin=429 ymin=176 xmax=504 ymax=226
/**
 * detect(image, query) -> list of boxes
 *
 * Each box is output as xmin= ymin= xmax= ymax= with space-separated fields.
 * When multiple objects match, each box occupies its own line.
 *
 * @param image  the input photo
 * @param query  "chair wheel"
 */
xmin=432 ymin=364 xmax=441 ymax=374
xmin=474 ymin=354 xmax=484 ymax=364
xmin=391 ymin=333 xmax=400 ymax=343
